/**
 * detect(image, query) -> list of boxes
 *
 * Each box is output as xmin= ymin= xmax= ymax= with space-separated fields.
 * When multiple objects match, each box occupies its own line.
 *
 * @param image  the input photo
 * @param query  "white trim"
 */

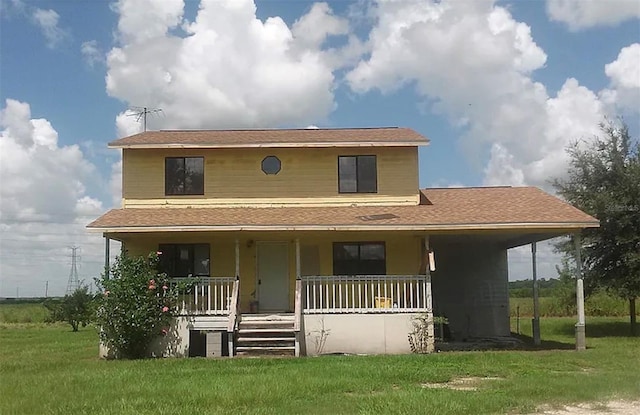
xmin=122 ymin=195 xmax=421 ymax=208
xmin=109 ymin=141 xmax=428 ymax=149
xmin=89 ymin=221 xmax=599 ymax=234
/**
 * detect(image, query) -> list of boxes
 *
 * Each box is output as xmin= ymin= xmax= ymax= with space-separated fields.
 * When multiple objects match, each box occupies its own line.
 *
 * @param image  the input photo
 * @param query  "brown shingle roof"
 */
xmin=108 ymin=127 xmax=429 ymax=148
xmin=87 ymin=187 xmax=598 ymax=232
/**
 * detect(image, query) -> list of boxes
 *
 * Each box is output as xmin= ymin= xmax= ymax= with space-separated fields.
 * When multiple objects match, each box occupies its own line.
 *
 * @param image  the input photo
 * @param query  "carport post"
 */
xmin=424 ymin=236 xmax=435 ymax=353
xmin=531 ymin=242 xmax=541 ymax=345
xmin=575 ymin=234 xmax=586 ymax=350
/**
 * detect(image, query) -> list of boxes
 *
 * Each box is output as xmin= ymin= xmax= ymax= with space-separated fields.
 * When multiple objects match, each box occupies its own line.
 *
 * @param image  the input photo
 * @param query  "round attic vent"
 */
xmin=261 ymin=156 xmax=281 ymax=175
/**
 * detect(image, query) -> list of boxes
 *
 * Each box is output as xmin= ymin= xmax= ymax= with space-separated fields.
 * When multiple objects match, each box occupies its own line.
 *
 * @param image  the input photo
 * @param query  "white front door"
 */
xmin=257 ymin=242 xmax=290 ymax=312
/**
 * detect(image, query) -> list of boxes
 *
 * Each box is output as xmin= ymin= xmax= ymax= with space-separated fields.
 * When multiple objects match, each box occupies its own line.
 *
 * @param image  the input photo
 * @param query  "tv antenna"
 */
xmin=127 ymin=106 xmax=163 ymax=132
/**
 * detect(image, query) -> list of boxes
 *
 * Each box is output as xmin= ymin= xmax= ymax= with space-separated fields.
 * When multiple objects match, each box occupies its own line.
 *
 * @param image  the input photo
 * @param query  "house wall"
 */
xmin=302 ymin=313 xmax=420 ymax=355
xmin=121 ymin=147 xmax=419 ymax=207
xmin=119 ymin=231 xmax=423 ymax=313
xmin=430 ymin=240 xmax=510 ymax=340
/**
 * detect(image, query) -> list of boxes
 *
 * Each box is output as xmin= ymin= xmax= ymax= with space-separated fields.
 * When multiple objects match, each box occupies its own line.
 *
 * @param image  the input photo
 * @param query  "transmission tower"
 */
xmin=66 ymin=246 xmax=81 ymax=295
xmin=126 ymin=106 xmax=163 ymax=132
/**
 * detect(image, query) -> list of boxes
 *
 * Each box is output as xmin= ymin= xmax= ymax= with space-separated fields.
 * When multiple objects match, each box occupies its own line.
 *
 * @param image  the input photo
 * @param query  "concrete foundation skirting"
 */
xmin=99 ymin=316 xmax=227 ymax=358
xmin=303 ymin=313 xmax=426 ymax=356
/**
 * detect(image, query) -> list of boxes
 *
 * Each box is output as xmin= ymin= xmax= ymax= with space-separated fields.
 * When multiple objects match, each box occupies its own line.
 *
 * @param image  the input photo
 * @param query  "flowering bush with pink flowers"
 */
xmin=95 ymin=253 xmax=178 ymax=359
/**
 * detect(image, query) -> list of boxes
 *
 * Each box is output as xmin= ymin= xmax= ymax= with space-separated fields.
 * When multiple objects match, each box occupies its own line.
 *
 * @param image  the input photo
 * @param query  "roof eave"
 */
xmin=87 ymin=221 xmax=599 ymax=234
xmin=107 ymin=141 xmax=430 ymax=149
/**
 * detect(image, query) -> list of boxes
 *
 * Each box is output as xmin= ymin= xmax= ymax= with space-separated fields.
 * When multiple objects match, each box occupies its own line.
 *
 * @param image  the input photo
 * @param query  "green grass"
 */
xmin=1 ymin=318 xmax=639 ymax=415
xmin=0 ymin=303 xmax=49 ymax=324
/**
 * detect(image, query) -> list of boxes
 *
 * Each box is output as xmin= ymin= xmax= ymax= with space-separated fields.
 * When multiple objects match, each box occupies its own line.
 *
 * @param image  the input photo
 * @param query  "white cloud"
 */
xmin=600 ymin=43 xmax=640 ymax=114
xmin=105 ymin=0 xmax=349 ymax=130
xmin=346 ymin=0 xmax=612 ymax=189
xmin=81 ymin=40 xmax=104 ymax=67
xmin=31 ymin=8 xmax=69 ymax=48
xmin=546 ymin=0 xmax=640 ymax=31
xmin=0 ymin=99 xmax=108 ymax=297
xmin=508 ymin=240 xmax=563 ymax=281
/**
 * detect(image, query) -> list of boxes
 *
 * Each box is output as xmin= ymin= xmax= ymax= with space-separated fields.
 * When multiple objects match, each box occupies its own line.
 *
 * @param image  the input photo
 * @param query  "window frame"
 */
xmin=165 ymin=156 xmax=204 ymax=196
xmin=332 ymin=242 xmax=386 ymax=275
xmin=158 ymin=243 xmax=210 ymax=277
xmin=338 ymin=155 xmax=377 ymax=194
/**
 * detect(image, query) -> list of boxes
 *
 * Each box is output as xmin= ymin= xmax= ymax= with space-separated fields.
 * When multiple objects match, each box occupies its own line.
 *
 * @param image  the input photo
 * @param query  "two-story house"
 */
xmin=88 ymin=127 xmax=598 ymax=357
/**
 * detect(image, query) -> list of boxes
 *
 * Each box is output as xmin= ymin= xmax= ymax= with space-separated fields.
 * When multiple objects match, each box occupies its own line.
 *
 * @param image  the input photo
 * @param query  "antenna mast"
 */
xmin=66 ymin=246 xmax=81 ymax=295
xmin=127 ymin=106 xmax=163 ymax=132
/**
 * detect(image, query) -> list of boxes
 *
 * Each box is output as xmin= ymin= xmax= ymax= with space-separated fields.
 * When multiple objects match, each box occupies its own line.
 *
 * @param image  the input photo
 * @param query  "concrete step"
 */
xmin=236 ymin=346 xmax=295 ymax=353
xmin=237 ymin=337 xmax=294 ymax=342
xmin=238 ymin=328 xmax=295 ymax=334
xmin=238 ymin=321 xmax=293 ymax=330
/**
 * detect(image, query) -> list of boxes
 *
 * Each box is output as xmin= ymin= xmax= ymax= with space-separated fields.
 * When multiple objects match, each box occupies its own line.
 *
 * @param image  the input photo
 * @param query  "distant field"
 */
xmin=0 ymin=303 xmax=49 ymax=324
xmin=1 ymin=317 xmax=639 ymax=415
xmin=509 ymin=294 xmax=638 ymax=317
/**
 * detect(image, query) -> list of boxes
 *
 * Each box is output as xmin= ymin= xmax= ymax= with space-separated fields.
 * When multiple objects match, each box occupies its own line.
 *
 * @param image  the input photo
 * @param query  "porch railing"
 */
xmin=170 ymin=276 xmax=236 ymax=315
xmin=301 ymin=275 xmax=429 ymax=314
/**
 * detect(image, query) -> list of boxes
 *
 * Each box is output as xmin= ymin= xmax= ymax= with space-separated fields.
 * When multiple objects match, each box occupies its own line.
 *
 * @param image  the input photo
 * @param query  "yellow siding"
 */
xmin=117 ymin=231 xmax=421 ymax=312
xmin=122 ymin=147 xmax=419 ymax=206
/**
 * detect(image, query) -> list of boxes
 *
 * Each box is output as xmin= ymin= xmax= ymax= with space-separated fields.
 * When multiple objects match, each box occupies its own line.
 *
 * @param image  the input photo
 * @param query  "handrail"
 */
xmin=227 ymin=277 xmax=240 ymax=358
xmin=227 ymin=278 xmax=240 ymax=332
xmin=294 ymin=279 xmax=302 ymax=332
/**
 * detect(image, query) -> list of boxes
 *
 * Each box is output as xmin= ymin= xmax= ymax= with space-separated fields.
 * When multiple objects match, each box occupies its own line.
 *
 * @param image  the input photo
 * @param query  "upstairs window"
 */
xmin=338 ymin=155 xmax=377 ymax=193
xmin=158 ymin=244 xmax=210 ymax=277
xmin=333 ymin=242 xmax=386 ymax=275
xmin=165 ymin=157 xmax=204 ymax=195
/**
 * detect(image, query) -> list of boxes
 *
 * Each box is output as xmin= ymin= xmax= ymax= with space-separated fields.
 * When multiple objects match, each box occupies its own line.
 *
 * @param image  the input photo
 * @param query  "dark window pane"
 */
xmin=338 ymin=156 xmax=357 ymax=193
xmin=333 ymin=242 xmax=386 ymax=275
xmin=184 ymin=157 xmax=204 ymax=195
xmin=357 ymin=156 xmax=377 ymax=193
xmin=193 ymin=244 xmax=210 ymax=276
xmin=165 ymin=158 xmax=185 ymax=195
xmin=360 ymin=243 xmax=385 ymax=260
xmin=158 ymin=243 xmax=210 ymax=277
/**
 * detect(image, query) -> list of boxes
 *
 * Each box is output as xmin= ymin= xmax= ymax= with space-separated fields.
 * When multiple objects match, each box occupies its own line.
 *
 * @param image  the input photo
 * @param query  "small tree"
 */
xmin=44 ymin=285 xmax=95 ymax=331
xmin=95 ymin=253 xmax=179 ymax=359
xmin=553 ymin=120 xmax=640 ymax=334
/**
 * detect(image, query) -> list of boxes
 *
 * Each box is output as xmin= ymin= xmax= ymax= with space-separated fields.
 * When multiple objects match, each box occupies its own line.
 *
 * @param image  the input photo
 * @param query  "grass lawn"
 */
xmin=1 ymin=317 xmax=639 ymax=415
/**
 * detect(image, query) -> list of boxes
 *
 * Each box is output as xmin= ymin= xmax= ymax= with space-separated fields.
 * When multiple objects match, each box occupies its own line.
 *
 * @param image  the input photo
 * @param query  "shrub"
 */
xmin=95 ymin=253 xmax=181 ymax=359
xmin=44 ymin=286 xmax=95 ymax=331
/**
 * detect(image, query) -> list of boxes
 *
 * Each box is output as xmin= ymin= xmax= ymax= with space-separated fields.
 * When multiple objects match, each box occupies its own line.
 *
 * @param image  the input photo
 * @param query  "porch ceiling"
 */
xmin=88 ymin=187 xmax=598 ymax=238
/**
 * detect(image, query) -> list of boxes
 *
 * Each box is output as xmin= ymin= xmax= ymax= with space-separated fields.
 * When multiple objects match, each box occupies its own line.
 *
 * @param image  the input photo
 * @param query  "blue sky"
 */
xmin=1 ymin=0 xmax=638 ymax=297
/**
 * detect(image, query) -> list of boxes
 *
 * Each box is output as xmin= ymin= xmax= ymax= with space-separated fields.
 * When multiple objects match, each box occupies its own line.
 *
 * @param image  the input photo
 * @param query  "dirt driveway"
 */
xmin=536 ymin=400 xmax=640 ymax=414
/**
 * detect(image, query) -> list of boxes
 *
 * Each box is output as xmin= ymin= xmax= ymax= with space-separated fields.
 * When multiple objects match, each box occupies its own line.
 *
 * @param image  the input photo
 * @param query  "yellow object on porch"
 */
xmin=375 ymin=297 xmax=392 ymax=308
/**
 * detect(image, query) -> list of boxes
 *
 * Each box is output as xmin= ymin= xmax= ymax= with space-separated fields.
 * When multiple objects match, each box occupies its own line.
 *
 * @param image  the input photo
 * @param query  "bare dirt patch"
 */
xmin=421 ymin=376 xmax=503 ymax=391
xmin=536 ymin=400 xmax=640 ymax=415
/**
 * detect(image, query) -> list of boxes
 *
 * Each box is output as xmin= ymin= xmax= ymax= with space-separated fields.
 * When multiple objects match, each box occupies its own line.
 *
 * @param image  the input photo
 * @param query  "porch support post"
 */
xmin=295 ymin=238 xmax=301 ymax=279
xmin=104 ymin=234 xmax=110 ymax=280
xmin=575 ymin=233 xmax=586 ymax=350
xmin=235 ymin=239 xmax=240 ymax=278
xmin=424 ymin=236 xmax=435 ymax=353
xmin=532 ymin=242 xmax=541 ymax=345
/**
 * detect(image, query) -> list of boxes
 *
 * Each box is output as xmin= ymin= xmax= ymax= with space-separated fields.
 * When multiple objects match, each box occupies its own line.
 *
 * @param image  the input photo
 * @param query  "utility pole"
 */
xmin=66 ymin=246 xmax=81 ymax=295
xmin=45 ymin=281 xmax=49 ymax=298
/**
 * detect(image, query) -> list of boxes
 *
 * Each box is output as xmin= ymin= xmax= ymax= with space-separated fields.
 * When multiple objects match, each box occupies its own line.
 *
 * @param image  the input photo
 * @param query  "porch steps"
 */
xmin=235 ymin=314 xmax=296 ymax=357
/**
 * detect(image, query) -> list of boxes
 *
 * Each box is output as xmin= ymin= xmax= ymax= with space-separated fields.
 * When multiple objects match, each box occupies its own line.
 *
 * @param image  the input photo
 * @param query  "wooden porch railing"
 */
xmin=301 ymin=275 xmax=429 ymax=313
xmin=170 ymin=276 xmax=236 ymax=315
